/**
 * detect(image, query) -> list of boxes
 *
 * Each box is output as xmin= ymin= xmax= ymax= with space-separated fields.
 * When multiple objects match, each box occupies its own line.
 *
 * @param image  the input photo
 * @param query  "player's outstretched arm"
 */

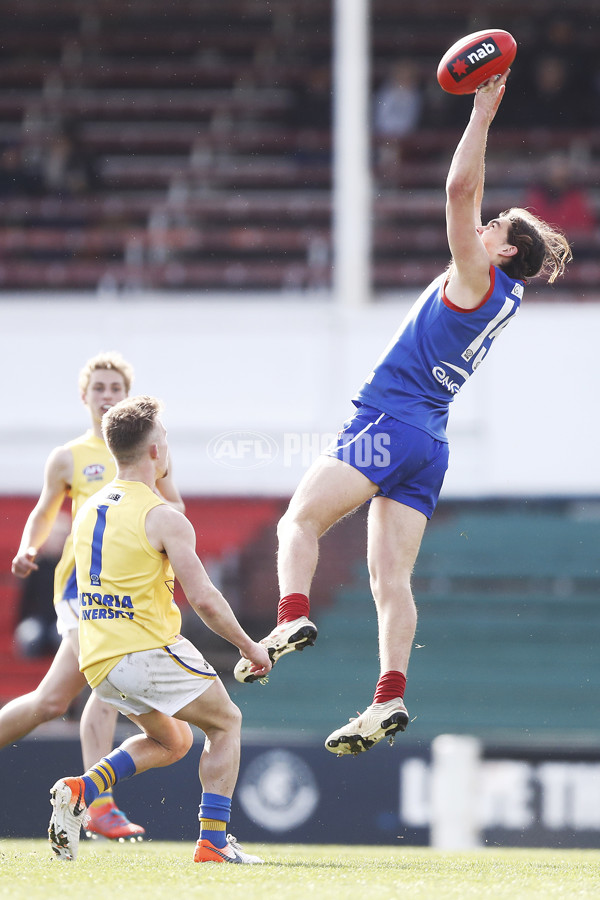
xmin=145 ymin=504 xmax=272 ymax=676
xmin=11 ymin=445 xmax=72 ymax=578
xmin=445 ymin=71 xmax=509 ymax=306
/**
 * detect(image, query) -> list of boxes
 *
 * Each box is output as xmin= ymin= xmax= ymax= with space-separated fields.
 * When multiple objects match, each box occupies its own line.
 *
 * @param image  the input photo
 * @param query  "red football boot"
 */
xmin=85 ymin=798 xmax=145 ymax=842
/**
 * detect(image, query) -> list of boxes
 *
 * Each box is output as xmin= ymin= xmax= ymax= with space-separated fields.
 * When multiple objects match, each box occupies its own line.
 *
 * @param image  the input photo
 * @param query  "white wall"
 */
xmin=1 ymin=292 xmax=598 ymax=498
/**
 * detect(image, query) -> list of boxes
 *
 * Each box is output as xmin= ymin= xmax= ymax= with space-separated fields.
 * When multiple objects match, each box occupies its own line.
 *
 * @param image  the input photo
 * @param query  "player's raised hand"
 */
xmin=474 ymin=69 xmax=510 ymax=122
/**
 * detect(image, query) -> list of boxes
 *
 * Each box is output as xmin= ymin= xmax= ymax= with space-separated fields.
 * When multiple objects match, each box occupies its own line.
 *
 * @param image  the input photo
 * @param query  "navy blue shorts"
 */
xmin=323 ymin=404 xmax=449 ymax=518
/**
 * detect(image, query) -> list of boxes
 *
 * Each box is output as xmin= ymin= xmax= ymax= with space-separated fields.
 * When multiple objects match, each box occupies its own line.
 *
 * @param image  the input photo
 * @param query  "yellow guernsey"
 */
xmin=73 ymin=479 xmax=179 ymax=688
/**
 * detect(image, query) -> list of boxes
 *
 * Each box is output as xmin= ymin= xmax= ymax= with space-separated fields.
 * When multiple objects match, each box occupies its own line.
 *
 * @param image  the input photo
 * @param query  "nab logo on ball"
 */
xmin=437 ymin=29 xmax=517 ymax=95
xmin=446 ymin=38 xmax=502 ymax=87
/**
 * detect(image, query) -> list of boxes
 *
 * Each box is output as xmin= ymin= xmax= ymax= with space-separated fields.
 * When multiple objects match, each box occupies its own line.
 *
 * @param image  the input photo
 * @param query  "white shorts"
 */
xmin=93 ymin=637 xmax=218 ymax=717
xmin=55 ymin=598 xmax=80 ymax=636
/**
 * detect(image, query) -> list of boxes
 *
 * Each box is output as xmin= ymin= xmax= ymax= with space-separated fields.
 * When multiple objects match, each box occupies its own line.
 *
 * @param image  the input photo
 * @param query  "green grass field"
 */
xmin=1 ymin=841 xmax=599 ymax=899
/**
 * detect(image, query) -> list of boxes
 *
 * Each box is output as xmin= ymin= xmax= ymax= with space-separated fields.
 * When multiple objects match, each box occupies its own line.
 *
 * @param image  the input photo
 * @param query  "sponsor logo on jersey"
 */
xmin=83 ymin=463 xmax=106 ymax=481
xmin=433 ymin=360 xmax=470 ymax=395
xmin=511 ymin=283 xmax=524 ymax=299
xmin=79 ymin=591 xmax=135 ymax=620
xmin=105 ymin=491 xmax=124 ymax=504
xmin=432 ymin=366 xmax=462 ymax=394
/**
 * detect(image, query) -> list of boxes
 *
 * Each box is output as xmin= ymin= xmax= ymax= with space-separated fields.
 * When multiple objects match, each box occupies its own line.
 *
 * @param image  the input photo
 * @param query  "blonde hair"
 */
xmin=78 ymin=351 xmax=134 ymax=395
xmin=501 ymin=208 xmax=573 ymax=284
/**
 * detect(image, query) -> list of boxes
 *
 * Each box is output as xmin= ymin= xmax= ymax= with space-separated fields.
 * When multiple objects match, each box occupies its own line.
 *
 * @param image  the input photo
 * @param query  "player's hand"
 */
xmin=11 ymin=547 xmax=39 ymax=578
xmin=474 ymin=69 xmax=510 ymax=122
xmin=241 ymin=641 xmax=272 ymax=678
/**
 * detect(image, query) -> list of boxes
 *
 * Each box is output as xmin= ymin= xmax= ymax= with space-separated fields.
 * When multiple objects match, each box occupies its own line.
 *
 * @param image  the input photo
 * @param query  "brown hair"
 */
xmin=102 ymin=395 xmax=162 ymax=464
xmin=78 ymin=351 xmax=134 ymax=395
xmin=500 ymin=208 xmax=572 ymax=284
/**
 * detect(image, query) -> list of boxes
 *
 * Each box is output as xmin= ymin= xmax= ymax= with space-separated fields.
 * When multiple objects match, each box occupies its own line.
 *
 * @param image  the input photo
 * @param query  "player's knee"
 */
xmin=36 ymin=692 xmax=71 ymax=721
xmin=226 ymin=701 xmax=242 ymax=734
xmin=277 ymin=507 xmax=294 ymax=538
xmin=369 ymin=566 xmax=412 ymax=604
xmin=277 ymin=503 xmax=314 ymax=539
xmin=209 ymin=700 xmax=242 ymax=740
xmin=169 ymin=722 xmax=194 ymax=761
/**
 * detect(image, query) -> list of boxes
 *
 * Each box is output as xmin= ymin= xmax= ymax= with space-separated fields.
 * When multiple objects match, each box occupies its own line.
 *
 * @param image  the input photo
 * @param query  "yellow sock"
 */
xmin=200 ymin=818 xmax=227 ymax=848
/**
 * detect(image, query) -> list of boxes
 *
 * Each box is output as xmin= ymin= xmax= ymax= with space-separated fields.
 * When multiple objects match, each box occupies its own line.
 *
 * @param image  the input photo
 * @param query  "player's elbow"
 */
xmin=446 ymin=175 xmax=475 ymax=203
xmin=190 ymin=586 xmax=223 ymax=619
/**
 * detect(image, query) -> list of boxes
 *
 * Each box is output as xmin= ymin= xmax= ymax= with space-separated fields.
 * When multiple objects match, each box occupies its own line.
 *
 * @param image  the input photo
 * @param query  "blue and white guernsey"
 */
xmin=354 ymin=265 xmax=524 ymax=442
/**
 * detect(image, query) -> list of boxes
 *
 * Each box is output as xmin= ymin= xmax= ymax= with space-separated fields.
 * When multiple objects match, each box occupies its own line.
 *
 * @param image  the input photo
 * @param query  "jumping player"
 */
xmin=7 ymin=352 xmax=184 ymax=839
xmin=233 ymin=72 xmax=572 ymax=754
xmin=47 ymin=396 xmax=271 ymax=862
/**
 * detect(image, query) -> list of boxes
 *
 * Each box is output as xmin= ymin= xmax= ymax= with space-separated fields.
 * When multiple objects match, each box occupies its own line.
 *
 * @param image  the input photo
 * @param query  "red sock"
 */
xmin=373 ymin=671 xmax=407 ymax=704
xmin=277 ymin=593 xmax=310 ymax=625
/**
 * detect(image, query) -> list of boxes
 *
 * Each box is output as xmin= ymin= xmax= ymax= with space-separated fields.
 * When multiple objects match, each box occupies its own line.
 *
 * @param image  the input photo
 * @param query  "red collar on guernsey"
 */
xmin=442 ymin=265 xmax=496 ymax=313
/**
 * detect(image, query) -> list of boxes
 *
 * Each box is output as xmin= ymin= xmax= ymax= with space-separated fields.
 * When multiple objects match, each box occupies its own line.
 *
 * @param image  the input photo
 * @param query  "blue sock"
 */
xmin=81 ymin=749 xmax=137 ymax=807
xmin=199 ymin=792 xmax=231 ymax=849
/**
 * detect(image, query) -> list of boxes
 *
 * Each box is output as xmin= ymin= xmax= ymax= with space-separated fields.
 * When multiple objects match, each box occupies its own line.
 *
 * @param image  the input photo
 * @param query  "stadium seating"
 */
xmin=230 ymin=501 xmax=600 ymax=741
xmin=0 ymin=0 xmax=598 ymax=295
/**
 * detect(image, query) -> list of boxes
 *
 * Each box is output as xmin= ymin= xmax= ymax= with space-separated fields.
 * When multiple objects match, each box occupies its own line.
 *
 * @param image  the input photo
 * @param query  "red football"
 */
xmin=437 ymin=29 xmax=517 ymax=95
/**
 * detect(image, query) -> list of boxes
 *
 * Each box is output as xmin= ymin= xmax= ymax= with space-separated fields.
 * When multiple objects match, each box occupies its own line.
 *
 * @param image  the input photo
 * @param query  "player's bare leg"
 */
xmin=80 ymin=690 xmax=120 ymax=768
xmin=326 ymin=497 xmax=425 ymax=755
xmin=277 ymin=456 xmax=378 ymax=596
xmin=64 ymin=630 xmax=147 ymax=843
xmin=0 ymin=633 xmax=86 ymax=748
xmin=49 ymin=711 xmax=192 ymax=860
xmin=176 ymin=678 xmax=263 ymax=864
xmin=176 ymin=678 xmax=242 ymax=797
xmin=367 ymin=496 xmax=426 ymax=674
xmin=234 ymin=457 xmax=378 ymax=683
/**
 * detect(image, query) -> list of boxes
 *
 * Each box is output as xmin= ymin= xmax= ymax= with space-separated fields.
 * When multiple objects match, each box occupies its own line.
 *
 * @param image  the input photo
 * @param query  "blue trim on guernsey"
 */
xmin=89 ymin=505 xmax=109 ymax=586
xmin=162 ymin=645 xmax=217 ymax=679
xmin=63 ymin=565 xmax=78 ymax=601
